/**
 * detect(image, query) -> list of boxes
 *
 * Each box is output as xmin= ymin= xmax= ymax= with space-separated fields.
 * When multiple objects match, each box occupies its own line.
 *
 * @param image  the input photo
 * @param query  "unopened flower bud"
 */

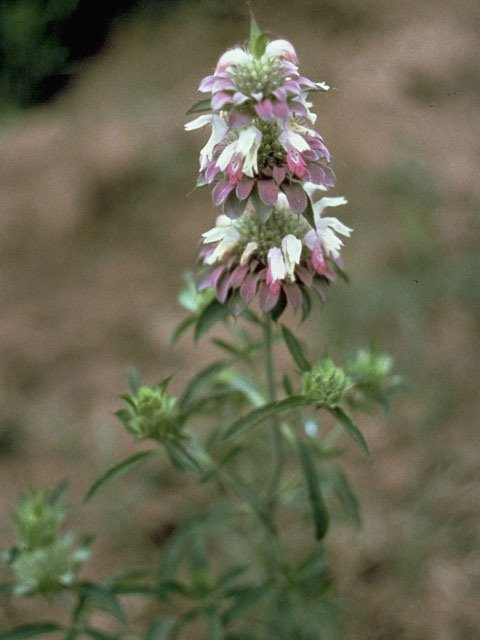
xmin=117 ymin=384 xmax=180 ymax=443
xmin=14 ymin=489 xmax=65 ymax=550
xmin=302 ymin=358 xmax=352 ymax=407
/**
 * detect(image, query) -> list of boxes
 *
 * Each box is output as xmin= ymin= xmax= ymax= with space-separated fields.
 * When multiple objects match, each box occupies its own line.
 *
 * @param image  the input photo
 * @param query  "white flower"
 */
xmin=216 ymin=125 xmax=262 ymax=177
xmin=202 ymin=215 xmax=241 ymax=265
xmin=281 ymin=234 xmax=302 ymax=280
xmin=279 ymin=128 xmax=310 ymax=153
xmin=267 ymin=247 xmax=286 ymax=282
xmin=185 ymin=114 xmax=229 ymax=171
xmin=264 ymin=39 xmax=298 ymax=64
xmin=240 ymin=241 xmax=258 ymax=266
xmin=216 ymin=48 xmax=250 ymax=73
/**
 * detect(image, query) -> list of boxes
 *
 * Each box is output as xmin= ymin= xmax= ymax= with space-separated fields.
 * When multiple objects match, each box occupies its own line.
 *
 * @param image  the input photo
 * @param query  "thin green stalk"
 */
xmin=64 ymin=592 xmax=87 ymax=640
xmin=263 ymin=315 xmax=283 ymax=512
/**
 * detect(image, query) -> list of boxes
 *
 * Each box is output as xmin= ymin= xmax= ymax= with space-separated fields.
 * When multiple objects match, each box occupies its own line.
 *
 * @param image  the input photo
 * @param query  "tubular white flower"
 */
xmin=312 ymin=196 xmax=348 ymax=224
xmin=203 ymin=215 xmax=241 ymax=265
xmin=279 ymin=129 xmax=310 ymax=153
xmin=267 ymin=247 xmax=286 ymax=282
xmin=216 ymin=48 xmax=250 ymax=73
xmin=184 ymin=114 xmax=212 ymax=131
xmin=236 ymin=126 xmax=262 ymax=177
xmin=281 ymin=234 xmax=302 ymax=280
xmin=240 ymin=241 xmax=258 ymax=266
xmin=264 ymin=39 xmax=298 ymax=64
xmin=199 ymin=116 xmax=229 ymax=169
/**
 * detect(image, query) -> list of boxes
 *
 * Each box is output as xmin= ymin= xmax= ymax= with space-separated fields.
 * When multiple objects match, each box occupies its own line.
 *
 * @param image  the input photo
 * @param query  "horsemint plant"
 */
xmin=0 ymin=18 xmax=402 ymax=640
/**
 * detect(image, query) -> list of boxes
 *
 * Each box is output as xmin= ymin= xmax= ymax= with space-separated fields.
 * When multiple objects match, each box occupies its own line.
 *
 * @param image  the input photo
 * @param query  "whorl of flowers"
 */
xmin=185 ymin=22 xmax=334 ymax=220
xmin=187 ymin=19 xmax=352 ymax=319
xmin=198 ymin=195 xmax=351 ymax=315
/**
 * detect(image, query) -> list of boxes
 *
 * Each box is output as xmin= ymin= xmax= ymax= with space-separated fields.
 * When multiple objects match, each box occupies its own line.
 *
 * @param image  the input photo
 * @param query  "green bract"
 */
xmin=302 ymin=358 xmax=352 ymax=407
xmin=11 ymin=534 xmax=90 ymax=597
xmin=14 ymin=489 xmax=65 ymax=550
xmin=117 ymin=383 xmax=180 ymax=443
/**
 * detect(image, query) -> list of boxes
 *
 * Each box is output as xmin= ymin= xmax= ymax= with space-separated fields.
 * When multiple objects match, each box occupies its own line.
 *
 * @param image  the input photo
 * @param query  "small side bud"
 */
xmin=117 ymin=382 xmax=180 ymax=444
xmin=302 ymin=358 xmax=352 ymax=407
xmin=346 ymin=348 xmax=402 ymax=410
xmin=14 ymin=489 xmax=65 ymax=550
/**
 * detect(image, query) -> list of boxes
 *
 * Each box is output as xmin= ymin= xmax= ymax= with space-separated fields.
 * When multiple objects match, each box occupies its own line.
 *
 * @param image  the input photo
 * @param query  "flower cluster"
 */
xmin=186 ymin=33 xmax=334 ymax=220
xmin=187 ymin=24 xmax=352 ymax=318
xmin=8 ymin=488 xmax=90 ymax=596
xmin=199 ymin=195 xmax=351 ymax=315
xmin=116 ymin=381 xmax=180 ymax=443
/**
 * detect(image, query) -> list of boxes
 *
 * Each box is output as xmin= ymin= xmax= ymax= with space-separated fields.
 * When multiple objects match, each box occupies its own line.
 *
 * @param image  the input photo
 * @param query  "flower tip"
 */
xmin=265 ymin=39 xmax=298 ymax=64
xmin=215 ymin=48 xmax=250 ymax=73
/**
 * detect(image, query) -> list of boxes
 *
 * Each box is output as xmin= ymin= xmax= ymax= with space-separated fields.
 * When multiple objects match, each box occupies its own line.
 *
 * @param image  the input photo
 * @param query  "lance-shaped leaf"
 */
xmin=84 ymin=628 xmax=118 ymax=640
xmin=77 ymin=582 xmax=127 ymax=623
xmin=296 ymin=437 xmax=329 ymax=540
xmin=281 ymin=325 xmax=311 ymax=372
xmin=0 ymin=624 xmax=63 ymax=640
xmin=329 ymin=466 xmax=361 ymax=528
xmin=249 ymin=14 xmax=267 ymax=58
xmin=224 ymin=473 xmax=277 ymax=536
xmin=171 ymin=316 xmax=196 ymax=345
xmin=84 ymin=450 xmax=158 ymax=502
xmin=179 ymin=360 xmax=230 ymax=411
xmin=194 ymin=299 xmax=228 ymax=340
xmin=186 ymin=98 xmax=212 ymax=115
xmin=222 ymin=395 xmax=307 ymax=442
xmin=327 ymin=406 xmax=371 ymax=458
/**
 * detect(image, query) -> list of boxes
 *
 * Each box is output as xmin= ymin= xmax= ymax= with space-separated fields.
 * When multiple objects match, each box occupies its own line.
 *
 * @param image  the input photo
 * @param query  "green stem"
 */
xmin=263 ymin=315 xmax=283 ymax=511
xmin=64 ymin=591 xmax=87 ymax=640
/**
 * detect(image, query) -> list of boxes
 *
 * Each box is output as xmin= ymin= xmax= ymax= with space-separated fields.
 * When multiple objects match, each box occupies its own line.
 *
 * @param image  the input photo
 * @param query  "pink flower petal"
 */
xmin=323 ymin=167 xmax=336 ymax=188
xmin=271 ymin=101 xmax=290 ymax=120
xmin=240 ymin=273 xmax=261 ymax=303
xmin=212 ymin=180 xmax=234 ymax=206
xmin=258 ymin=179 xmax=279 ymax=206
xmin=198 ymin=75 xmax=216 ymax=92
xmin=281 ymin=182 xmax=307 ymax=214
xmin=230 ymin=265 xmax=249 ymax=288
xmin=272 ymin=165 xmax=286 ymax=184
xmin=258 ymin=282 xmax=280 ymax=312
xmin=217 ymin=272 xmax=232 ymax=303
xmin=229 ymin=112 xmax=252 ymax=129
xmin=236 ymin=178 xmax=255 ymax=200
xmin=211 ymin=92 xmax=233 ymax=111
xmin=254 ymin=99 xmax=274 ymax=120
xmin=307 ymin=163 xmax=326 ymax=185
xmin=283 ymin=283 xmax=303 ymax=310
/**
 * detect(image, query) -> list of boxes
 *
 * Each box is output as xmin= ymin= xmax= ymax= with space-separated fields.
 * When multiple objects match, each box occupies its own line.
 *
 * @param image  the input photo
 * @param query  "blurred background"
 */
xmin=0 ymin=0 xmax=478 ymax=637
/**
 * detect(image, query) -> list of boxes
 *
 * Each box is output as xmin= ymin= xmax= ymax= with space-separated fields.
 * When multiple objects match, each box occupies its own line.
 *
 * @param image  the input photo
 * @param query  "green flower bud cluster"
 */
xmin=234 ymin=57 xmax=283 ymax=97
xmin=346 ymin=348 xmax=401 ymax=409
xmin=117 ymin=383 xmax=180 ymax=443
xmin=302 ymin=358 xmax=352 ymax=407
xmin=347 ymin=348 xmax=393 ymax=385
xmin=8 ymin=488 xmax=90 ymax=597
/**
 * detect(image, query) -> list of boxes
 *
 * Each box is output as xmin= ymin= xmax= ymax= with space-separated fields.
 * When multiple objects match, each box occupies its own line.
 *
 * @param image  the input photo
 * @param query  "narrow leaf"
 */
xmin=330 ymin=466 xmax=361 ymax=527
xmin=145 ymin=620 xmax=174 ymax=640
xmin=78 ymin=582 xmax=127 ymax=623
xmin=186 ymin=98 xmax=212 ymax=115
xmin=179 ymin=361 xmax=229 ymax=410
xmin=222 ymin=585 xmax=267 ymax=625
xmin=224 ymin=474 xmax=277 ymax=536
xmin=84 ymin=450 xmax=158 ymax=502
xmin=0 ymin=624 xmax=62 ymax=640
xmin=194 ymin=300 xmax=228 ymax=340
xmin=127 ymin=366 xmax=143 ymax=394
xmin=281 ymin=325 xmax=311 ymax=372
xmin=222 ymin=396 xmax=307 ymax=442
xmin=328 ymin=406 xmax=371 ymax=458
xmin=205 ymin=606 xmax=223 ymax=640
xmin=171 ymin=316 xmax=195 ymax=344
xmin=296 ymin=437 xmax=329 ymax=540
xmin=249 ymin=15 xmax=267 ymax=58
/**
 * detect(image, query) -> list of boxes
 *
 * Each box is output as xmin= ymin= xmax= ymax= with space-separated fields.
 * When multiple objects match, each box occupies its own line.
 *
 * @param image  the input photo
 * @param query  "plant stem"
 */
xmin=263 ymin=315 xmax=283 ymax=512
